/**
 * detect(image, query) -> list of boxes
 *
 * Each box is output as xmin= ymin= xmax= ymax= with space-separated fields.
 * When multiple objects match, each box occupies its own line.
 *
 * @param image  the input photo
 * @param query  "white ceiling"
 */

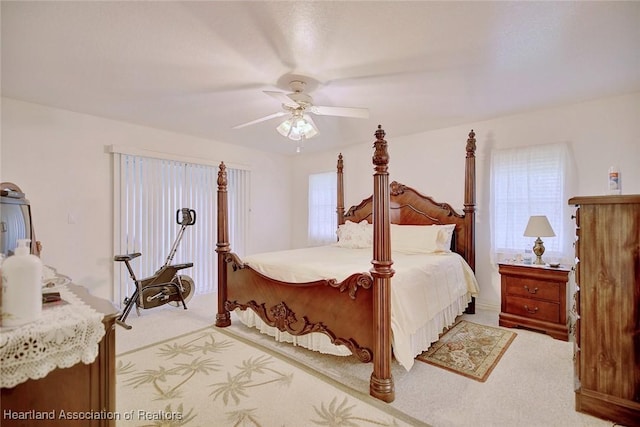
xmin=2 ymin=1 xmax=639 ymax=155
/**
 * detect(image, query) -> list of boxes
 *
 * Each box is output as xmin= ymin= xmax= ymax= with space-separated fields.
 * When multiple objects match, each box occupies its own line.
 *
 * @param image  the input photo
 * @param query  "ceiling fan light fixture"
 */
xmin=276 ymin=114 xmax=318 ymax=141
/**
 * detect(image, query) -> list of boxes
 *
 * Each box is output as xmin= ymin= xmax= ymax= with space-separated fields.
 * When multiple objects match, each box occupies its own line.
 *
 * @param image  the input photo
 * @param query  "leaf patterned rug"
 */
xmin=116 ymin=326 xmax=427 ymax=426
xmin=415 ymin=320 xmax=516 ymax=382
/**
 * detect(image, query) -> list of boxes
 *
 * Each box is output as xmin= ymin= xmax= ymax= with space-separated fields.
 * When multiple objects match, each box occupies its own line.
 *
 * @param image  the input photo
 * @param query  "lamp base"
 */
xmin=533 ymin=237 xmax=546 ymax=265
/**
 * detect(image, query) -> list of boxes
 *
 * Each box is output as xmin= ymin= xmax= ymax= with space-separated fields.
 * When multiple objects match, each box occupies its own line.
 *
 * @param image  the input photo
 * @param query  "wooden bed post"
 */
xmin=336 ymin=153 xmax=345 ymax=226
xmin=369 ymin=125 xmax=395 ymax=403
xmin=464 ymin=129 xmax=476 ymax=271
xmin=215 ymin=162 xmax=231 ymax=327
xmin=464 ymin=130 xmax=477 ymax=314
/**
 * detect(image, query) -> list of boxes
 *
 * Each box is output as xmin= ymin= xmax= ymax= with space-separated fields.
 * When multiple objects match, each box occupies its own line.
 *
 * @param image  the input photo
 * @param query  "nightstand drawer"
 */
xmin=504 ymin=295 xmax=560 ymax=323
xmin=504 ymin=277 xmax=560 ymax=302
xmin=498 ymin=262 xmax=570 ymax=341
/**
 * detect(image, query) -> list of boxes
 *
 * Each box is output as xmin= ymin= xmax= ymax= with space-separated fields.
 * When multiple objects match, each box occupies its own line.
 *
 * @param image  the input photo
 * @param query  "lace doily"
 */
xmin=0 ymin=284 xmax=106 ymax=388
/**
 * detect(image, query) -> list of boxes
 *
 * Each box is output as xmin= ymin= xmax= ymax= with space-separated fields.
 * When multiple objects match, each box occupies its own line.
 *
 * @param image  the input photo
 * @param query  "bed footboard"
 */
xmin=219 ymin=252 xmax=375 ymax=362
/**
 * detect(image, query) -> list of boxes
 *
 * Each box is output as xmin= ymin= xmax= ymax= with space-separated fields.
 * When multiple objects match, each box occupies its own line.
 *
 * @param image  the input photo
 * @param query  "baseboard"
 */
xmin=475 ymin=302 xmax=500 ymax=312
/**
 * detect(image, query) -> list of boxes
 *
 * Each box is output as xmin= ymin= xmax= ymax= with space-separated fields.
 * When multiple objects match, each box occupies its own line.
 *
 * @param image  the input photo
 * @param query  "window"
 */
xmin=490 ymin=143 xmax=572 ymax=262
xmin=308 ymin=172 xmax=337 ymax=246
xmin=112 ymin=150 xmax=249 ymax=305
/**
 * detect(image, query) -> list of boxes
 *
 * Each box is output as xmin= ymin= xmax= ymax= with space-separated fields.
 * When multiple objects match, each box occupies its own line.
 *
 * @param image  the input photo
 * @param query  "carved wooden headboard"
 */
xmin=343 ymin=182 xmax=471 ymax=262
xmin=335 ymin=130 xmax=476 ymax=271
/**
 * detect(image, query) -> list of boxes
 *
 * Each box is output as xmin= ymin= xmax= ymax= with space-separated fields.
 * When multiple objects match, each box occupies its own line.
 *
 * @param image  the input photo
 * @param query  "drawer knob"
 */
xmin=524 ymin=305 xmax=539 ymax=314
xmin=524 ymin=285 xmax=539 ymax=294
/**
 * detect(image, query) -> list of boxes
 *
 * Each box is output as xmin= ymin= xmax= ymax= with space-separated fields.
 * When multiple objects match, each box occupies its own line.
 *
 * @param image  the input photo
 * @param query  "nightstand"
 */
xmin=498 ymin=263 xmax=570 ymax=341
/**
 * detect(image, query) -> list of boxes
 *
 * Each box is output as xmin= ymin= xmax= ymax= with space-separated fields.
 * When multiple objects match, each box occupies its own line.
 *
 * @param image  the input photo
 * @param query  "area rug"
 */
xmin=116 ymin=326 xmax=427 ymax=426
xmin=415 ymin=320 xmax=516 ymax=382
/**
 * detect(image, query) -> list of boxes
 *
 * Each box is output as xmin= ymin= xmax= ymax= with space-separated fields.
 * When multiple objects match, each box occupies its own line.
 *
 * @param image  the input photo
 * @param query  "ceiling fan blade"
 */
xmin=264 ymin=91 xmax=299 ymax=108
xmin=308 ymin=105 xmax=370 ymax=119
xmin=232 ymin=111 xmax=288 ymax=129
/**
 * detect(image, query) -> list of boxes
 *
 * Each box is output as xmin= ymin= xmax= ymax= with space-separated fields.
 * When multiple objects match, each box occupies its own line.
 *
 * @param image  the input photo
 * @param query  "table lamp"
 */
xmin=523 ymin=215 xmax=555 ymax=265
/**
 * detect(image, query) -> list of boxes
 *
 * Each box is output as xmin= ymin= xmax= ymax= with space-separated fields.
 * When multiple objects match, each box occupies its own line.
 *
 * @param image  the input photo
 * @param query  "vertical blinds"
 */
xmin=113 ymin=153 xmax=249 ymax=306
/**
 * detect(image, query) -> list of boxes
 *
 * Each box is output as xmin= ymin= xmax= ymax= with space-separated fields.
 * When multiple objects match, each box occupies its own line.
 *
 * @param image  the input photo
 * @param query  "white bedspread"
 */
xmin=238 ymin=246 xmax=479 ymax=370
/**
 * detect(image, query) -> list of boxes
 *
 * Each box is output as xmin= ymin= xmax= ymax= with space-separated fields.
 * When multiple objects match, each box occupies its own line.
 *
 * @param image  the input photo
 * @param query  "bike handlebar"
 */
xmin=177 ymin=208 xmax=196 ymax=226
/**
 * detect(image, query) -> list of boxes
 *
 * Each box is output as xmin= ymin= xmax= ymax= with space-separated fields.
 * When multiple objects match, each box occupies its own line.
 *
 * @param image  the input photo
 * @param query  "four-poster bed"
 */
xmin=215 ymin=126 xmax=478 ymax=403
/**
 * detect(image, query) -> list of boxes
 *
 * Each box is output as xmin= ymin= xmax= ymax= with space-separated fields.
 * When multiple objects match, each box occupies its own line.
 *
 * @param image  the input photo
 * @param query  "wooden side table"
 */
xmin=498 ymin=263 xmax=570 ymax=341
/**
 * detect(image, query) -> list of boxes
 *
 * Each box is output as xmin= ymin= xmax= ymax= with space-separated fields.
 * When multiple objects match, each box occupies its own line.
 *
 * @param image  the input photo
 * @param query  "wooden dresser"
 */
xmin=1 ymin=284 xmax=117 ymax=427
xmin=569 ymin=195 xmax=640 ymax=426
xmin=498 ymin=262 xmax=570 ymax=341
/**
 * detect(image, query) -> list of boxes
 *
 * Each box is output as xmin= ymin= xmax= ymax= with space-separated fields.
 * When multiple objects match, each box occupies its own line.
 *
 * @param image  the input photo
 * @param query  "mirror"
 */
xmin=1 ymin=182 xmax=40 ymax=257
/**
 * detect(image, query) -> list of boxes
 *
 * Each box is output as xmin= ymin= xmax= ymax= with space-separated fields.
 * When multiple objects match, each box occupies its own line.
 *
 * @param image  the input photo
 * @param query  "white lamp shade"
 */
xmin=523 ymin=215 xmax=555 ymax=237
xmin=276 ymin=114 xmax=319 ymax=141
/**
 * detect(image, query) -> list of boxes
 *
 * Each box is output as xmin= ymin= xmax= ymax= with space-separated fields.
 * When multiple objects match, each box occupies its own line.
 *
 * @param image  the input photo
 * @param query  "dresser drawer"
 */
xmin=504 ymin=295 xmax=560 ymax=323
xmin=504 ymin=277 xmax=560 ymax=302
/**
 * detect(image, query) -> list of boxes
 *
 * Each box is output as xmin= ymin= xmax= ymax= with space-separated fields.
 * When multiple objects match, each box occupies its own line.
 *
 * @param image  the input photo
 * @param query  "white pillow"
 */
xmin=438 ymin=224 xmax=456 ymax=251
xmin=390 ymin=224 xmax=455 ymax=254
xmin=335 ymin=220 xmax=373 ymax=248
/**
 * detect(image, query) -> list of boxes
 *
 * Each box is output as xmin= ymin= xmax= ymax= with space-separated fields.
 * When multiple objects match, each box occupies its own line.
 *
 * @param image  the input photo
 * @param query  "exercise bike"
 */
xmin=114 ymin=208 xmax=196 ymax=329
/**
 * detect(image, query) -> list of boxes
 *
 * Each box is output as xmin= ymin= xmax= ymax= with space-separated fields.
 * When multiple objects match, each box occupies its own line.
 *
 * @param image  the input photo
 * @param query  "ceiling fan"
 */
xmin=232 ymin=80 xmax=369 ymax=141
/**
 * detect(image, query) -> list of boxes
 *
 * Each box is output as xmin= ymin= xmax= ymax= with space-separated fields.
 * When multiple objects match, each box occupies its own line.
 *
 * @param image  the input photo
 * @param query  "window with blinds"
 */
xmin=112 ymin=151 xmax=249 ymax=306
xmin=308 ymin=172 xmax=337 ymax=246
xmin=490 ymin=143 xmax=571 ymax=261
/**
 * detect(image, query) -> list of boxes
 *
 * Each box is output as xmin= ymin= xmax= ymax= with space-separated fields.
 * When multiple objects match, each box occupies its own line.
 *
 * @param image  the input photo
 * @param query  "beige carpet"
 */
xmin=416 ymin=320 xmax=516 ymax=382
xmin=116 ymin=294 xmax=613 ymax=427
xmin=116 ymin=325 xmax=427 ymax=426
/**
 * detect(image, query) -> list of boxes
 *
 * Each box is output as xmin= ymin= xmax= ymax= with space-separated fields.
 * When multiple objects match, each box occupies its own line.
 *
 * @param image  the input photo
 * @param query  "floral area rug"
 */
xmin=116 ymin=326 xmax=426 ymax=426
xmin=415 ymin=320 xmax=516 ymax=382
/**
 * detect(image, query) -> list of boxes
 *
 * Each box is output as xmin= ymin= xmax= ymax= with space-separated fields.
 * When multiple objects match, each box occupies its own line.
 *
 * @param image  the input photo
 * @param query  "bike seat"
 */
xmin=114 ymin=253 xmax=142 ymax=262
xmin=172 ymin=262 xmax=194 ymax=270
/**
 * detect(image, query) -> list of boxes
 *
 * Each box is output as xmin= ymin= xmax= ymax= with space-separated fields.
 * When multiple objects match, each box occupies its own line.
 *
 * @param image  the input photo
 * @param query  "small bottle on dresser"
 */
xmin=1 ymin=239 xmax=43 ymax=327
xmin=608 ymin=166 xmax=621 ymax=195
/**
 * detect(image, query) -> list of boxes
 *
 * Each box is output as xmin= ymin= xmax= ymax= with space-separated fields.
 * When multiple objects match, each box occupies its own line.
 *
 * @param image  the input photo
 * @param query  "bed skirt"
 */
xmin=233 ymin=292 xmax=472 ymax=371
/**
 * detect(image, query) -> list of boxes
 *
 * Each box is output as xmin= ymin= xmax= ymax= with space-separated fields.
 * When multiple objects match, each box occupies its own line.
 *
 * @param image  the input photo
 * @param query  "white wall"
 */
xmin=291 ymin=92 xmax=640 ymax=310
xmin=1 ymin=98 xmax=293 ymax=301
xmin=3 ymin=93 xmax=638 ymax=308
